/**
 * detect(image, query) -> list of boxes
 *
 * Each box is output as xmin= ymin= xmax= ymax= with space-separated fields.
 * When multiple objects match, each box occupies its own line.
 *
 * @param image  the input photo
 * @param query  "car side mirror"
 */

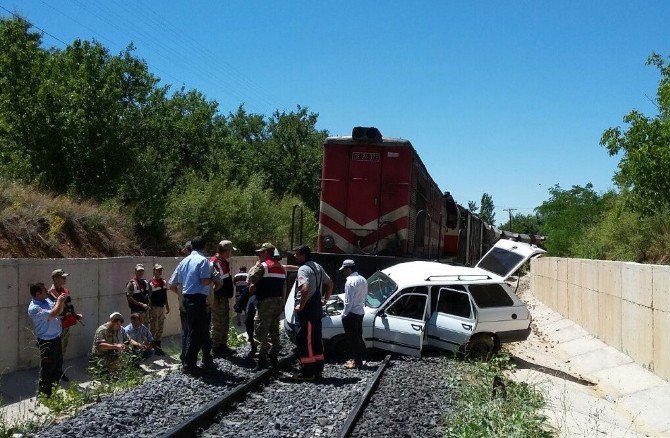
xmin=378 ymin=309 xmax=386 ymax=317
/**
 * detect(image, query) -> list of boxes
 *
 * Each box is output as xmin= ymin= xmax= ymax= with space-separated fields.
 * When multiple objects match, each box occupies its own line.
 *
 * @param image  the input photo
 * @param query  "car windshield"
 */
xmin=365 ymin=271 xmax=398 ymax=308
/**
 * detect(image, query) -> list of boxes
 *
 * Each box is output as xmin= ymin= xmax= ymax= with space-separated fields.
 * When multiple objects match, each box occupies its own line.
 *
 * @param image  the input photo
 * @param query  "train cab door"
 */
xmin=345 ymin=147 xmax=382 ymax=231
xmin=372 ymin=287 xmax=429 ymax=357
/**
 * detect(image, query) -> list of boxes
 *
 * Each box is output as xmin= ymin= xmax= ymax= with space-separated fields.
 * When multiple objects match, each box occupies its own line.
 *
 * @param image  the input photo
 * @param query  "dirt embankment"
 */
xmin=0 ymin=180 xmax=141 ymax=258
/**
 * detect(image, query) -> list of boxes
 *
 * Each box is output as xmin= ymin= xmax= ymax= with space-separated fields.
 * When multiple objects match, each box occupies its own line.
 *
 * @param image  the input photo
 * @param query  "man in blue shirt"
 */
xmin=169 ymin=236 xmax=219 ymax=375
xmin=28 ymin=283 xmax=67 ymax=396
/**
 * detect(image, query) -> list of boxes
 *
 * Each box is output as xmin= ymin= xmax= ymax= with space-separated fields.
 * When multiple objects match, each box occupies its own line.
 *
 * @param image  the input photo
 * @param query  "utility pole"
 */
xmin=503 ymin=208 xmax=517 ymax=231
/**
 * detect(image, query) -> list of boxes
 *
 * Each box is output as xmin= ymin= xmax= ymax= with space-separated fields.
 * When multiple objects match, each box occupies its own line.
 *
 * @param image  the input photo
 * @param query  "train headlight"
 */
xmin=322 ymin=235 xmax=335 ymax=249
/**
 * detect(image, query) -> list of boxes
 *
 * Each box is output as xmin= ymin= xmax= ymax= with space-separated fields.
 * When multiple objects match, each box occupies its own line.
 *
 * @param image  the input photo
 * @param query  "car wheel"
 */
xmin=465 ymin=334 xmax=495 ymax=362
xmin=325 ymin=334 xmax=351 ymax=360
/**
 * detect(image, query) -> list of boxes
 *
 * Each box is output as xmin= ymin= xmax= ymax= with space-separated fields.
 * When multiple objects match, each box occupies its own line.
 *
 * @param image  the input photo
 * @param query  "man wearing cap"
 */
xmin=169 ymin=236 xmax=219 ymax=375
xmin=210 ymin=240 xmax=236 ymax=357
xmin=47 ymin=268 xmax=82 ymax=381
xmin=340 ymin=259 xmax=368 ymax=369
xmin=28 ymin=282 xmax=67 ymax=396
xmin=148 ymin=264 xmax=170 ymax=355
xmin=90 ymin=312 xmax=143 ymax=372
xmin=126 ymin=264 xmax=151 ymax=327
xmin=248 ymin=242 xmax=286 ymax=371
xmin=291 ymin=244 xmax=334 ymax=380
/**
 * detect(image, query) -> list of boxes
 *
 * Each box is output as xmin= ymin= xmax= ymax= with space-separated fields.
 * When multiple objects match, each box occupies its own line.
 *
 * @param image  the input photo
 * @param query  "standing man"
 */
xmin=339 ymin=259 xmax=368 ymax=369
xmin=248 ymin=242 xmax=286 ymax=371
xmin=291 ymin=244 xmax=334 ymax=380
xmin=126 ymin=264 xmax=150 ymax=326
xmin=233 ymin=266 xmax=249 ymax=326
xmin=210 ymin=240 xmax=236 ymax=357
xmin=28 ymin=283 xmax=67 ymax=397
xmin=148 ymin=264 xmax=170 ymax=355
xmin=48 ymin=268 xmax=82 ymax=381
xmin=169 ymin=236 xmax=218 ymax=375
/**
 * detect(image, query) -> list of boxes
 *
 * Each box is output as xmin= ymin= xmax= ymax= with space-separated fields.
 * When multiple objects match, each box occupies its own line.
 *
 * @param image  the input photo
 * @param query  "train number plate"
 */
xmin=352 ymin=152 xmax=380 ymax=162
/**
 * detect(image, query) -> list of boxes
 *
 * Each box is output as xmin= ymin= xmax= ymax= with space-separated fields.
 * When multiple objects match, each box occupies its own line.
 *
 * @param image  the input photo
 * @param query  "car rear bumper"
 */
xmin=497 ymin=326 xmax=532 ymax=343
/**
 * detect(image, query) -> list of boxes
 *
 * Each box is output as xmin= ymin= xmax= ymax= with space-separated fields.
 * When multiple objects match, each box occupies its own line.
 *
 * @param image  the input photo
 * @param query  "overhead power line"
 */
xmin=0 ymin=4 xmax=69 ymax=46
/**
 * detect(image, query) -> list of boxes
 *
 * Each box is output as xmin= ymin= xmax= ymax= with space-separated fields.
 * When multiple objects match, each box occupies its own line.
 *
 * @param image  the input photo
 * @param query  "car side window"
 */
xmin=437 ymin=287 xmax=472 ymax=318
xmin=430 ymin=284 xmax=465 ymax=314
xmin=468 ymin=284 xmax=514 ymax=307
xmin=386 ymin=293 xmax=427 ymax=320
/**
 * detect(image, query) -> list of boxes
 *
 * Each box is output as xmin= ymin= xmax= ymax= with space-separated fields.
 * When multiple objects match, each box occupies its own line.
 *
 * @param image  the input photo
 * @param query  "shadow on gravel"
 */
xmin=198 ymin=368 xmax=248 ymax=386
xmin=511 ymin=355 xmax=596 ymax=386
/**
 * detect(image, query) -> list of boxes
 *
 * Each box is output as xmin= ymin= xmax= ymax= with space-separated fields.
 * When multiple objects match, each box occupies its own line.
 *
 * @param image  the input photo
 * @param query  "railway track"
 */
xmin=160 ymin=354 xmax=392 ymax=438
xmin=36 ymin=345 xmax=456 ymax=437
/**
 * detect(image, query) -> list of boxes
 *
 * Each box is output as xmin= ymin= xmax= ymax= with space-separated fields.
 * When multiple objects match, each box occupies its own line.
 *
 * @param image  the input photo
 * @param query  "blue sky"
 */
xmin=3 ymin=1 xmax=668 ymax=223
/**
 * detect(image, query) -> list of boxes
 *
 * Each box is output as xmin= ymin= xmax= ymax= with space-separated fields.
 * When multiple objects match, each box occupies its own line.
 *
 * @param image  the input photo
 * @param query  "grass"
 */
xmin=446 ymin=352 xmax=552 ymax=438
xmin=0 ymin=178 xmax=139 ymax=257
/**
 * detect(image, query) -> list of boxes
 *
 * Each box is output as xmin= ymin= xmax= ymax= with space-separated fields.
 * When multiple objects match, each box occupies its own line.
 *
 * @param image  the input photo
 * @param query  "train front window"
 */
xmin=365 ymin=271 xmax=398 ymax=309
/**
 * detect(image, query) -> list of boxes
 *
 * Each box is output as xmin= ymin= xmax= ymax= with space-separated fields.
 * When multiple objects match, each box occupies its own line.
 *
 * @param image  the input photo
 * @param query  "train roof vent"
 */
xmin=352 ymin=126 xmax=382 ymax=143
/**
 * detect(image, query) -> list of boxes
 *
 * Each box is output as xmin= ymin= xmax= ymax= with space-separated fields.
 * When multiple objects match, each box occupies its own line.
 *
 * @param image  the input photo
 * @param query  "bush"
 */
xmin=165 ymin=173 xmax=317 ymax=253
xmin=446 ymin=352 xmax=551 ymax=438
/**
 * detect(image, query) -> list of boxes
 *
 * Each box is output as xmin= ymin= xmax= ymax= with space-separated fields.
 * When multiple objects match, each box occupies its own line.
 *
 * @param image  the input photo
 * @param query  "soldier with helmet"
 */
xmin=248 ymin=242 xmax=286 ymax=371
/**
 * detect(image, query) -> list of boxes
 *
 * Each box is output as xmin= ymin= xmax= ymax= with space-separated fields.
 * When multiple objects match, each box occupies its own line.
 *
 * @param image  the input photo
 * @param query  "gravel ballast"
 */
xmin=350 ymin=353 xmax=460 ymax=438
xmin=199 ymin=356 xmax=383 ymax=437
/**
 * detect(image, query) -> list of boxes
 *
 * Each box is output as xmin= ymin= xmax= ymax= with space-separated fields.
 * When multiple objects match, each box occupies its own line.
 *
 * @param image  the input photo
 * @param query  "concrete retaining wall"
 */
xmin=0 ymin=256 xmax=259 ymax=374
xmin=531 ymin=257 xmax=670 ymax=380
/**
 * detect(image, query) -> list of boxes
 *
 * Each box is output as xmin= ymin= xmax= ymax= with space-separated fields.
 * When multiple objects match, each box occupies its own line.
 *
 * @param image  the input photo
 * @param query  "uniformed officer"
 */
xmin=126 ymin=264 xmax=151 ymax=326
xmin=291 ymin=244 xmax=334 ymax=380
xmin=248 ymin=242 xmax=286 ymax=371
xmin=210 ymin=240 xmax=236 ymax=357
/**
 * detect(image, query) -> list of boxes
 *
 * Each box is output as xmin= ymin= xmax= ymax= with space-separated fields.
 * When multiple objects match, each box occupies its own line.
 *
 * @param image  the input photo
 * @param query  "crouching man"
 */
xmin=90 ymin=312 xmax=143 ymax=373
xmin=124 ymin=313 xmax=155 ymax=360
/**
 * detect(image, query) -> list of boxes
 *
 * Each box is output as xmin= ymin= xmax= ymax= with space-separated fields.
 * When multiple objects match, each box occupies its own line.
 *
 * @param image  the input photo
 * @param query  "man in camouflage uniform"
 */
xmin=126 ymin=264 xmax=151 ymax=327
xmin=90 ymin=312 xmax=142 ymax=372
xmin=248 ymin=242 xmax=286 ymax=371
xmin=210 ymin=240 xmax=236 ymax=357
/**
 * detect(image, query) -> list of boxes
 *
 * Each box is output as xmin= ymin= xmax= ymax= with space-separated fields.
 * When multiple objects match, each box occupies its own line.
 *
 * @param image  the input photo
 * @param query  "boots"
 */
xmin=252 ymin=357 xmax=268 ymax=372
xmin=246 ymin=341 xmax=257 ymax=359
xmin=153 ymin=341 xmax=165 ymax=356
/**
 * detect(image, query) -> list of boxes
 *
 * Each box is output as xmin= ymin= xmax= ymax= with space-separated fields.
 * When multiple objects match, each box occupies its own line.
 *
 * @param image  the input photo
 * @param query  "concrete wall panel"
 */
xmin=567 ymin=283 xmax=582 ymax=322
xmin=18 ymin=308 xmax=40 ymax=369
xmin=622 ymin=263 xmax=653 ymax=307
xmin=581 ymin=289 xmax=600 ymax=336
xmin=556 ymin=280 xmax=569 ymax=316
xmin=598 ymin=293 xmax=622 ymax=350
xmin=598 ymin=260 xmax=622 ymax=298
xmin=64 ymin=296 xmax=100 ymax=360
xmin=653 ymin=309 xmax=670 ymax=380
xmin=532 ymin=256 xmax=669 ymax=382
xmin=0 ymin=306 xmax=19 ymax=373
xmin=653 ymin=265 xmax=670 ymax=313
xmin=621 ymin=301 xmax=653 ymax=367
xmin=583 ymin=259 xmax=599 ymax=292
xmin=49 ymin=260 xmax=100 ymax=300
xmin=0 ymin=260 xmax=19 ymax=308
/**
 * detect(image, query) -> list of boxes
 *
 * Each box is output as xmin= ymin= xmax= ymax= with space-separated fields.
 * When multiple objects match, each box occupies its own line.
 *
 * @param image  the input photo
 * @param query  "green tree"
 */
xmin=601 ymin=53 xmax=670 ymax=215
xmin=535 ymin=183 xmax=612 ymax=256
xmin=479 ymin=193 xmax=495 ymax=225
xmin=500 ymin=213 xmax=543 ymax=235
xmin=467 ymin=200 xmax=478 ymax=212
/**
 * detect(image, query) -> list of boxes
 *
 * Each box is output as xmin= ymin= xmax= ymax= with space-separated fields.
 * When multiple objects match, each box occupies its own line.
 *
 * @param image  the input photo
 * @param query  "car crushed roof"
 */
xmin=381 ymin=261 xmax=497 ymax=287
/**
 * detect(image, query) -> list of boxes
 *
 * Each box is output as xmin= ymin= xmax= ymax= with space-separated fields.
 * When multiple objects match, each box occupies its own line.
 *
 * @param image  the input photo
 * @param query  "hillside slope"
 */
xmin=0 ymin=180 xmax=141 ymax=258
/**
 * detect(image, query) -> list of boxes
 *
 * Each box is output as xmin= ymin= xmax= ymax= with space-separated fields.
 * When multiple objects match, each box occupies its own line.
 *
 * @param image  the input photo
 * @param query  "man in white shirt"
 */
xmin=340 ymin=259 xmax=367 ymax=369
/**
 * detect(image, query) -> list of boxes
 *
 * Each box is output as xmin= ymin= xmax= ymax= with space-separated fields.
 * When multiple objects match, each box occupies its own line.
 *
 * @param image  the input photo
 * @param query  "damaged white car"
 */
xmin=284 ymin=239 xmax=545 ymax=358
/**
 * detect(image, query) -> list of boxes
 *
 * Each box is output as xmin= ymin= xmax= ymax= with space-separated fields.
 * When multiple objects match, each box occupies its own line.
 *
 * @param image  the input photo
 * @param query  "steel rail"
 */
xmin=338 ymin=354 xmax=392 ymax=438
xmin=159 ymin=353 xmax=296 ymax=438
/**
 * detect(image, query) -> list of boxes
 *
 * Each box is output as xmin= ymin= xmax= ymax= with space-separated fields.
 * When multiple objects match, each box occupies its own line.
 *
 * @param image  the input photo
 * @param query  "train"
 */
xmin=290 ymin=126 xmax=544 ymax=287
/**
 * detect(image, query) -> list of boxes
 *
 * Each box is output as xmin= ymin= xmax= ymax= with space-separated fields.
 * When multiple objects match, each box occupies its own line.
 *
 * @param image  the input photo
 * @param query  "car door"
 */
xmin=372 ymin=288 xmax=428 ymax=357
xmin=426 ymin=286 xmax=476 ymax=352
xmin=474 ymin=239 xmax=546 ymax=280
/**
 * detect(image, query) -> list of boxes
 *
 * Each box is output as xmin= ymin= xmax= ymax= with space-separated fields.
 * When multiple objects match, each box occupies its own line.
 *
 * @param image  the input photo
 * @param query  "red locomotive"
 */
xmin=316 ymin=126 xmax=485 ymax=265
